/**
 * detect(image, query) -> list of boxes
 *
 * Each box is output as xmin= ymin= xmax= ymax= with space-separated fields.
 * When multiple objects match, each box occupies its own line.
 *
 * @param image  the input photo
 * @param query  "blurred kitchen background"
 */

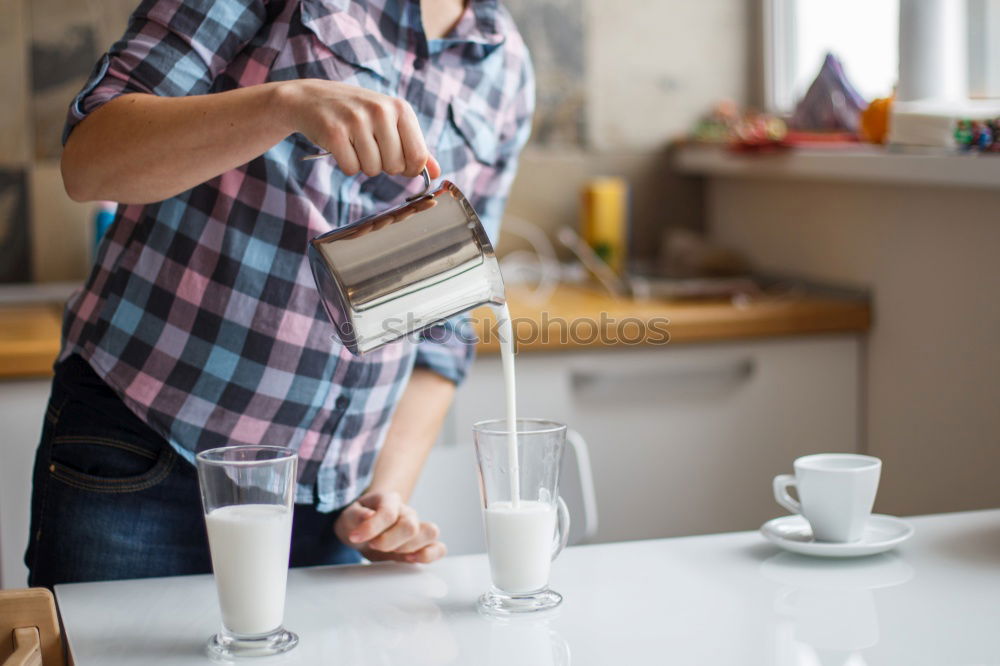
xmin=3 ymin=0 xmax=1000 ymax=587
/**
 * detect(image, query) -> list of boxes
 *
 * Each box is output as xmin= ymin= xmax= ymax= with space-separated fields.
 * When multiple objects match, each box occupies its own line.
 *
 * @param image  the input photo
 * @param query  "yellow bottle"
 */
xmin=580 ymin=177 xmax=629 ymax=274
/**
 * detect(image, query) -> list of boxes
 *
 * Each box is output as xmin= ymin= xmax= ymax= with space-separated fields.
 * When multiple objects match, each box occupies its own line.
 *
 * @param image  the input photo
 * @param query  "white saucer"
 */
xmin=760 ymin=514 xmax=915 ymax=558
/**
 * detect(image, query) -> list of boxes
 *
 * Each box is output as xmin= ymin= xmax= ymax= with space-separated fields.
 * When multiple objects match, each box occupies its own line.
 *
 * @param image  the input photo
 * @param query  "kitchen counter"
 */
xmin=54 ymin=509 xmax=1000 ymax=665
xmin=0 ymin=284 xmax=870 ymax=378
xmin=0 ymin=304 xmax=63 ymax=379
xmin=473 ymin=283 xmax=870 ymax=353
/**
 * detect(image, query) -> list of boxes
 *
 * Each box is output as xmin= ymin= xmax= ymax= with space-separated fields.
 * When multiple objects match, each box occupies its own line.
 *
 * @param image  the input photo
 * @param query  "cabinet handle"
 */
xmin=570 ymin=357 xmax=755 ymax=402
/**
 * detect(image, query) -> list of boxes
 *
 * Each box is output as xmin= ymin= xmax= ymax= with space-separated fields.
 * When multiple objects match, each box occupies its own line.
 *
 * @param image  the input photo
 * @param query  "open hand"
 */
xmin=333 ymin=491 xmax=446 ymax=563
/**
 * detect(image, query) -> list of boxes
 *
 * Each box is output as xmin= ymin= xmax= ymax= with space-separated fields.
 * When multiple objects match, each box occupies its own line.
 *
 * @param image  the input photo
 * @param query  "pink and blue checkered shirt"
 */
xmin=60 ymin=0 xmax=533 ymax=511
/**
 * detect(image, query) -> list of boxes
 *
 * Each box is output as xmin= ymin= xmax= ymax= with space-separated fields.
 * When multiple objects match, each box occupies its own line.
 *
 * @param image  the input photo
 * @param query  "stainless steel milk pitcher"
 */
xmin=309 ymin=169 xmax=505 ymax=355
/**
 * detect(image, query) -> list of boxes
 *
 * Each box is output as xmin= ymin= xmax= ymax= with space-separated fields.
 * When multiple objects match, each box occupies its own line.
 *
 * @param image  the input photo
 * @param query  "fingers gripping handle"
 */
xmin=302 ymin=147 xmax=432 ymax=201
xmin=404 ymin=167 xmax=432 ymax=201
xmin=552 ymin=496 xmax=571 ymax=560
xmin=773 ymin=474 xmax=802 ymax=514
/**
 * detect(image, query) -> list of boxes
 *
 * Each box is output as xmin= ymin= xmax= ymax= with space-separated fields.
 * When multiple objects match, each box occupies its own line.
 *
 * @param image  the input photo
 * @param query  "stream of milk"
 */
xmin=493 ymin=303 xmax=520 ymax=508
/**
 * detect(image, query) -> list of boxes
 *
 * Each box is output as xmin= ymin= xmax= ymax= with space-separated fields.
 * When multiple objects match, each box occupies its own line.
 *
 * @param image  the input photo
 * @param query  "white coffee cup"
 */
xmin=773 ymin=453 xmax=882 ymax=543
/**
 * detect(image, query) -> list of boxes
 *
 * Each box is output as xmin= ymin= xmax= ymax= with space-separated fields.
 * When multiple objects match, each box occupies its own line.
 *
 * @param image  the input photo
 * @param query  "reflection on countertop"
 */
xmin=760 ymin=552 xmax=914 ymax=665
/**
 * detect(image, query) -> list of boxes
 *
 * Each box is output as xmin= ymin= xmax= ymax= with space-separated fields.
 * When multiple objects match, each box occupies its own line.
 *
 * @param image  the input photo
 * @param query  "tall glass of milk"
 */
xmin=196 ymin=446 xmax=298 ymax=659
xmin=473 ymin=419 xmax=570 ymax=615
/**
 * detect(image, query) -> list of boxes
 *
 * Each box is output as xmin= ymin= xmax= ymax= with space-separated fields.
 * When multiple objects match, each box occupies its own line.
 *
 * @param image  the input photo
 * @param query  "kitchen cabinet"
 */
xmin=429 ymin=334 xmax=861 ymax=545
xmin=0 ymin=379 xmax=50 ymax=589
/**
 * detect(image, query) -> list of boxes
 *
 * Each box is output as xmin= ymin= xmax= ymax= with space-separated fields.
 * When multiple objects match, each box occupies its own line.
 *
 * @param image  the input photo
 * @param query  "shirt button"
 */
xmin=413 ymin=58 xmax=425 ymax=70
xmin=336 ymin=396 xmax=350 ymax=410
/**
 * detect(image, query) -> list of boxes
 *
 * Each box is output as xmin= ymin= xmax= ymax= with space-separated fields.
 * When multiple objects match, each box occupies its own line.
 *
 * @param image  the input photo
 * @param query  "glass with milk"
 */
xmin=196 ymin=446 xmax=298 ymax=659
xmin=474 ymin=419 xmax=570 ymax=615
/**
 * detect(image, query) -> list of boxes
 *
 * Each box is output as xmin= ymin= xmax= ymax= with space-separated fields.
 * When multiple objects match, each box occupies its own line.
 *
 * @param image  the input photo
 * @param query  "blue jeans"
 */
xmin=25 ymin=355 xmax=361 ymax=588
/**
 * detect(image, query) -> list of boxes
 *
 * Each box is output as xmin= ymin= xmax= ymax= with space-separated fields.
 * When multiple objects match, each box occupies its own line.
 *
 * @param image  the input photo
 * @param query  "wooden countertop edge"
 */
xmin=475 ymin=310 xmax=872 ymax=353
xmin=0 ymin=353 xmax=58 ymax=379
xmin=473 ymin=295 xmax=871 ymax=354
xmin=0 ymin=304 xmax=62 ymax=380
xmin=0 ymin=289 xmax=871 ymax=377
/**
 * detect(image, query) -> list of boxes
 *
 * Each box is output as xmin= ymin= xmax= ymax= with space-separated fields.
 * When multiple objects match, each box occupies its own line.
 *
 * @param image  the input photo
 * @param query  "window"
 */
xmin=764 ymin=0 xmax=1000 ymax=113
xmin=969 ymin=0 xmax=1000 ymax=97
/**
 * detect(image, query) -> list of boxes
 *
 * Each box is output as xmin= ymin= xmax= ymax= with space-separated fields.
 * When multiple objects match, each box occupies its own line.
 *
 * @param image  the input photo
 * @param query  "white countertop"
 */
xmin=55 ymin=509 xmax=1000 ymax=665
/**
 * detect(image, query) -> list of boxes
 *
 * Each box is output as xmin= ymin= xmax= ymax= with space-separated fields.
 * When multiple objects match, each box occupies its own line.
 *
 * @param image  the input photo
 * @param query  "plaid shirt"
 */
xmin=60 ymin=0 xmax=533 ymax=511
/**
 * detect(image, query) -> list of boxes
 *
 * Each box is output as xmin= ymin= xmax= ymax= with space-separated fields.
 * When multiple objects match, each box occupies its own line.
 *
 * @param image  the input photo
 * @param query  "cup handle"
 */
xmin=551 ymin=496 xmax=571 ymax=561
xmin=773 ymin=474 xmax=801 ymax=514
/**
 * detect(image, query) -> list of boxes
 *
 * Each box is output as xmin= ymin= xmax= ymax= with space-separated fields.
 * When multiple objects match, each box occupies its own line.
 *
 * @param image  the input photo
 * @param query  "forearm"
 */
xmin=367 ymin=368 xmax=456 ymax=501
xmin=61 ymin=83 xmax=294 ymax=204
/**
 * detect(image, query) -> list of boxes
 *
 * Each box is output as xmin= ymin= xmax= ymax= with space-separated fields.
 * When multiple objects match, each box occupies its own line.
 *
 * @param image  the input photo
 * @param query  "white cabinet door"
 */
xmin=564 ymin=336 xmax=860 ymax=542
xmin=419 ymin=335 xmax=860 ymax=548
xmin=0 ymin=379 xmax=50 ymax=589
xmin=447 ymin=356 xmax=575 ymax=441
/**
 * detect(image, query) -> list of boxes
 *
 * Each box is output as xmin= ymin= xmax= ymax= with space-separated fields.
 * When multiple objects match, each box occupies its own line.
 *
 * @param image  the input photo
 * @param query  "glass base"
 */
xmin=207 ymin=626 xmax=299 ymax=661
xmin=478 ymin=587 xmax=563 ymax=616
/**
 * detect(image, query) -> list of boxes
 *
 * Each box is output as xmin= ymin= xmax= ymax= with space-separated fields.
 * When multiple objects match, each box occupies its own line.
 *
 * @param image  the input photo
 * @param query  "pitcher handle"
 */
xmin=405 ymin=167 xmax=433 ymax=201
xmin=552 ymin=496 xmax=571 ymax=561
xmin=302 ymin=156 xmax=432 ymax=200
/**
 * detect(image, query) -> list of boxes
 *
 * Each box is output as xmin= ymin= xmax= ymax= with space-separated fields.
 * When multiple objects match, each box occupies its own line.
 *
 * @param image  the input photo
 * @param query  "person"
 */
xmin=25 ymin=0 xmax=533 ymax=586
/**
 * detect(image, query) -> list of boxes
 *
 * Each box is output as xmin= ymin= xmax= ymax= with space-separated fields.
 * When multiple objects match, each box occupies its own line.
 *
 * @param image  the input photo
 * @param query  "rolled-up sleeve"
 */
xmin=63 ymin=0 xmax=268 ymax=143
xmin=413 ymin=316 xmax=478 ymax=385
xmin=413 ymin=53 xmax=535 ymax=385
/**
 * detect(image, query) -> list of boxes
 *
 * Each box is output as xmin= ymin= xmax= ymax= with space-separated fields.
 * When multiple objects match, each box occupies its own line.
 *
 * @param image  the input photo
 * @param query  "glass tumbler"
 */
xmin=196 ymin=446 xmax=299 ymax=659
xmin=474 ymin=419 xmax=570 ymax=615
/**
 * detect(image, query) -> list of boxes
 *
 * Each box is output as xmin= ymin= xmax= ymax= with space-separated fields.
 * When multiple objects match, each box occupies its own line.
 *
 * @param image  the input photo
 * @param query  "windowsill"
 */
xmin=674 ymin=144 xmax=1000 ymax=190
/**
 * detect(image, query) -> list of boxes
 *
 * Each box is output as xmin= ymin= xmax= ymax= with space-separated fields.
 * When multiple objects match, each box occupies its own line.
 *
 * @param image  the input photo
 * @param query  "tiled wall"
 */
xmin=0 ymin=0 xmax=748 ymax=284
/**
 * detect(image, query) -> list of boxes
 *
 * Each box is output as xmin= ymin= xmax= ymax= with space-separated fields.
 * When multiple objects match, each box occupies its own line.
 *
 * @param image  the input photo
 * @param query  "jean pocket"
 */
xmin=48 ymin=396 xmax=177 ymax=494
xmin=49 ymin=434 xmax=177 ymax=493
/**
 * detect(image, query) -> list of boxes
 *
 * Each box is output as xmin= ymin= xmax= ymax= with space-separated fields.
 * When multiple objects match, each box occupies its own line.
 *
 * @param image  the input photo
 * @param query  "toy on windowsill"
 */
xmin=689 ymin=100 xmax=741 ymax=143
xmin=689 ymin=99 xmax=870 ymax=154
xmin=860 ymin=97 xmax=894 ymax=144
xmin=729 ymin=113 xmax=789 ymax=153
xmin=974 ymin=122 xmax=993 ymax=150
xmin=990 ymin=121 xmax=1000 ymax=153
xmin=689 ymin=101 xmax=789 ymax=153
xmin=790 ymin=53 xmax=868 ymax=134
xmin=955 ymin=118 xmax=1000 ymax=153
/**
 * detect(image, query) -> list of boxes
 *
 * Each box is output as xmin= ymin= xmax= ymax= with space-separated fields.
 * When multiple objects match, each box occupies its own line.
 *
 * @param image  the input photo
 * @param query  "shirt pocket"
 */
xmin=293 ymin=0 xmax=393 ymax=94
xmin=446 ymin=95 xmax=503 ymax=167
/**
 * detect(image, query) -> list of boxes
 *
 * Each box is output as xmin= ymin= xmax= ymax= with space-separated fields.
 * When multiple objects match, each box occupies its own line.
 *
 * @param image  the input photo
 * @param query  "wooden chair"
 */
xmin=0 ymin=589 xmax=64 ymax=666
